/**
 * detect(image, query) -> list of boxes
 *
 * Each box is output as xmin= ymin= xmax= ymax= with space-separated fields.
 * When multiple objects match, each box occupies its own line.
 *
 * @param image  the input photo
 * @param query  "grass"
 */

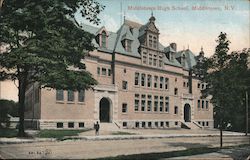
xmin=37 ymin=129 xmax=91 ymax=140
xmin=0 ymin=128 xmax=18 ymax=138
xmin=112 ymin=131 xmax=136 ymax=135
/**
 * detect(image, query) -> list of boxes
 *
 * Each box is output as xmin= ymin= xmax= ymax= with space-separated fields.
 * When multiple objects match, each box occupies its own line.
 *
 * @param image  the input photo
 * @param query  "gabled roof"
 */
xmin=175 ymin=49 xmax=197 ymax=69
xmin=81 ymin=19 xmax=198 ymax=69
xmin=81 ymin=23 xmax=117 ymax=53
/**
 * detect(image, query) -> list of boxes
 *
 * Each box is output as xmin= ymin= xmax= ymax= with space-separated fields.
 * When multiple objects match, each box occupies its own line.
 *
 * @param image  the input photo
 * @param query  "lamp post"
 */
xmin=246 ymin=91 xmax=248 ymax=136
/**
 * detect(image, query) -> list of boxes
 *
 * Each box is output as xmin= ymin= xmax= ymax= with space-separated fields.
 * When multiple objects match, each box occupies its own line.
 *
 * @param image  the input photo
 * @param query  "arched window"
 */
xmin=101 ymin=31 xmax=106 ymax=48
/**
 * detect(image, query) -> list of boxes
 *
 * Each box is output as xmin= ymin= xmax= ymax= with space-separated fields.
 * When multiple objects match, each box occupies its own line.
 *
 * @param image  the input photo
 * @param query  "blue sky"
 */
xmin=76 ymin=0 xmax=249 ymax=56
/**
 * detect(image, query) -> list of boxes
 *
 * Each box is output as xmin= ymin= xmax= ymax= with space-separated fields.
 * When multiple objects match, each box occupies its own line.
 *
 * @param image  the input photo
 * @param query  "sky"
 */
xmin=76 ymin=0 xmax=250 ymax=57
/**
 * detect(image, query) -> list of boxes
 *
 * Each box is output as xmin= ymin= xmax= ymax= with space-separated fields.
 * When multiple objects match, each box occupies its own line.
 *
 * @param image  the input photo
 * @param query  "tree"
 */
xmin=0 ymin=0 xmax=104 ymax=137
xmin=196 ymin=32 xmax=250 ymax=148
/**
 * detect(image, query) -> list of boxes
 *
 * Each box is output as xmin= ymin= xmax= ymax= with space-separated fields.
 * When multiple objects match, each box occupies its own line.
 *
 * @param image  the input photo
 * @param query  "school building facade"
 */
xmin=24 ymin=15 xmax=213 ymax=130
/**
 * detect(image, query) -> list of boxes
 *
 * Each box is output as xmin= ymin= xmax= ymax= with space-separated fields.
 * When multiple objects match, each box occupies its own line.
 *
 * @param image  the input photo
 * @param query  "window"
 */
xmin=148 ymin=122 xmax=152 ymax=128
xmin=165 ymin=121 xmax=169 ymax=127
xmin=79 ymin=122 xmax=85 ymax=128
xmin=160 ymin=77 xmax=164 ymax=89
xmin=165 ymin=78 xmax=169 ymax=90
xmin=101 ymin=31 xmax=106 ymax=48
xmin=160 ymin=122 xmax=164 ymax=127
xmin=97 ymin=67 xmax=100 ymax=75
xmin=159 ymin=96 xmax=163 ymax=112
xmin=67 ymin=90 xmax=74 ymax=102
xmin=142 ymin=52 xmax=147 ymax=64
xmin=174 ymin=106 xmax=178 ymax=114
xmin=198 ymin=83 xmax=200 ymax=88
xmin=174 ymin=88 xmax=178 ymax=95
xmin=154 ymin=76 xmax=158 ymax=88
xmin=187 ymin=82 xmax=189 ymax=87
xmin=68 ymin=122 xmax=74 ymax=128
xmin=159 ymin=59 xmax=163 ymax=67
xmin=102 ymin=68 xmax=106 ymax=75
xmin=123 ymin=68 xmax=126 ymax=73
xmin=141 ymin=94 xmax=146 ymax=111
xmin=78 ymin=90 xmax=85 ymax=102
xmin=183 ymin=82 xmax=186 ymax=87
xmin=153 ymin=58 xmax=157 ymax=66
xmin=57 ymin=122 xmax=63 ymax=128
xmin=175 ymin=121 xmax=178 ymax=126
xmin=134 ymin=94 xmax=139 ymax=111
xmin=123 ymin=122 xmax=127 ymax=127
xmin=149 ymin=54 xmax=153 ymax=65
xmin=135 ymin=122 xmax=139 ymax=128
xmin=159 ymin=55 xmax=163 ymax=67
xmin=198 ymin=100 xmax=200 ymax=108
xmin=149 ymin=35 xmax=152 ymax=47
xmin=165 ymin=97 xmax=169 ymax=112
xmin=142 ymin=122 xmax=145 ymax=128
xmin=206 ymin=101 xmax=209 ymax=109
xmin=155 ymin=122 xmax=158 ymax=127
xmin=202 ymin=84 xmax=205 ymax=89
xmin=206 ymin=122 xmax=209 ymax=126
xmin=147 ymin=75 xmax=152 ymax=88
xmin=202 ymin=121 xmax=205 ymax=126
xmin=202 ymin=100 xmax=204 ymax=108
xmin=122 ymin=81 xmax=128 ymax=90
xmin=56 ymin=90 xmax=64 ymax=101
xmin=153 ymin=36 xmax=157 ymax=48
xmin=135 ymin=72 xmax=140 ymax=85
xmin=147 ymin=95 xmax=152 ymax=111
xmin=108 ymin=69 xmax=111 ymax=76
xmin=141 ymin=74 xmax=145 ymax=86
xmin=122 ymin=103 xmax=127 ymax=113
xmin=154 ymin=96 xmax=158 ymax=112
xmin=126 ymin=40 xmax=132 ymax=52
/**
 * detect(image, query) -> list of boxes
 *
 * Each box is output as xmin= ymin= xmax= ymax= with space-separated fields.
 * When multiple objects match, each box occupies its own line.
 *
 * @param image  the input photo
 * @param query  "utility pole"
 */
xmin=246 ymin=91 xmax=248 ymax=136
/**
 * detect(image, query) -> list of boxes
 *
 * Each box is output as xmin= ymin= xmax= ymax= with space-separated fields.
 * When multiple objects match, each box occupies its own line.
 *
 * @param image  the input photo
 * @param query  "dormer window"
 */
xmin=101 ymin=31 xmax=107 ymax=48
xmin=122 ymin=39 xmax=132 ymax=52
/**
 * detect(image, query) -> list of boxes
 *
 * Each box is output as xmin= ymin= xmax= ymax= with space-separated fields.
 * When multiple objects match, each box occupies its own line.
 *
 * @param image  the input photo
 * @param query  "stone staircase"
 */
xmin=181 ymin=121 xmax=202 ymax=130
xmin=100 ymin=122 xmax=120 ymax=131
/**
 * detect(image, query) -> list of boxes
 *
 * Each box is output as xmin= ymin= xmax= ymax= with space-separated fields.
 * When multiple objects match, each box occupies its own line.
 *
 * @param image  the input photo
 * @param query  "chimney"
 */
xmin=170 ymin=43 xmax=177 ymax=52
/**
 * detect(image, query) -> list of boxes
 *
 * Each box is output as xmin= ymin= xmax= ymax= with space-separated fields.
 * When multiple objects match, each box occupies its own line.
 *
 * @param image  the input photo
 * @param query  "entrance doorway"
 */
xmin=99 ymin=98 xmax=111 ymax=122
xmin=184 ymin=104 xmax=191 ymax=122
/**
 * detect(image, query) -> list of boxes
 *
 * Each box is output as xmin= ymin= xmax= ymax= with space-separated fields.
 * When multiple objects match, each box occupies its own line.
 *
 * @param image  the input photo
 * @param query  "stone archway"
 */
xmin=184 ymin=103 xmax=191 ymax=122
xmin=99 ymin=97 xmax=111 ymax=122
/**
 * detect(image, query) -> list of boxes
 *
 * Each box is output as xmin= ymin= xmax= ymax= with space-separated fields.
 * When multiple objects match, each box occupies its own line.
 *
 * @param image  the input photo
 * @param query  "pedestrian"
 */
xmin=94 ymin=121 xmax=100 ymax=136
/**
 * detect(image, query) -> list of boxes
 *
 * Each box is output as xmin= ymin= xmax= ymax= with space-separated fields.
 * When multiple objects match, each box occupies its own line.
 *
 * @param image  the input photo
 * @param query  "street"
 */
xmin=0 ymin=136 xmax=249 ymax=159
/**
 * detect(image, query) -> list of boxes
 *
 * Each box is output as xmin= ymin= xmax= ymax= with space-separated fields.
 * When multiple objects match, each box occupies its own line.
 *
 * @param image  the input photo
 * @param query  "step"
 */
xmin=99 ymin=122 xmax=120 ymax=131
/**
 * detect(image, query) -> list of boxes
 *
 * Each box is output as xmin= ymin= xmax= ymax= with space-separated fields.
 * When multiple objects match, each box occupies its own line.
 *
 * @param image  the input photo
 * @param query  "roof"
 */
xmin=175 ymin=49 xmax=197 ymax=69
xmin=81 ymin=19 xmax=198 ymax=69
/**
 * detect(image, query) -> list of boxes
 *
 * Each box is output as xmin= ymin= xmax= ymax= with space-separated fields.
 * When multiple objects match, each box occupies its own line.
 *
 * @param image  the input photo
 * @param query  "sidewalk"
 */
xmin=165 ymin=145 xmax=250 ymax=160
xmin=0 ymin=128 xmax=246 ymax=144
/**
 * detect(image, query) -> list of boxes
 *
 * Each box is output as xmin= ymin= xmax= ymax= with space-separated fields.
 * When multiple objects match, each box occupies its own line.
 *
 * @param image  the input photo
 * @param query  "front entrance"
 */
xmin=99 ymin=98 xmax=110 ymax=122
xmin=184 ymin=104 xmax=191 ymax=122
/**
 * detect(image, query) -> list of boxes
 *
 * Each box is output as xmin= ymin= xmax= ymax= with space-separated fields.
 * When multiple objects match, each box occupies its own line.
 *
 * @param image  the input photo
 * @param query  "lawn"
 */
xmin=0 ymin=128 xmax=18 ymax=138
xmin=37 ymin=129 xmax=91 ymax=139
xmin=0 ymin=128 xmax=91 ymax=139
xmin=111 ymin=131 xmax=136 ymax=135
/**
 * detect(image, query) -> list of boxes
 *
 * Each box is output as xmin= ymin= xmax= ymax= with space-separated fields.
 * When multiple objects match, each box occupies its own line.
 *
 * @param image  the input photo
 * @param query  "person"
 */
xmin=94 ymin=121 xmax=100 ymax=136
